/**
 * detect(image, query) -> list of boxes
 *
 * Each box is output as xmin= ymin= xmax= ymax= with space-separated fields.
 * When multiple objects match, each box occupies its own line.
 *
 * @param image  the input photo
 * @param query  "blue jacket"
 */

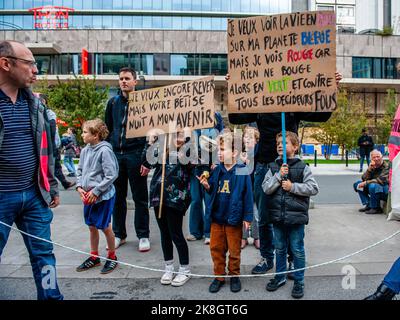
xmin=205 ymin=163 xmax=253 ymax=226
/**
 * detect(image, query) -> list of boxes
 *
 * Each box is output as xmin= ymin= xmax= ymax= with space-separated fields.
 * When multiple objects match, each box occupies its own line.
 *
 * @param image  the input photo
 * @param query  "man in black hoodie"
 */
xmin=105 ymin=67 xmax=151 ymax=252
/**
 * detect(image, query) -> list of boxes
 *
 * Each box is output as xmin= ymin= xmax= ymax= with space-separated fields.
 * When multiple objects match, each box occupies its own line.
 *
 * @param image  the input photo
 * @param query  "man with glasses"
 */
xmin=0 ymin=40 xmax=63 ymax=300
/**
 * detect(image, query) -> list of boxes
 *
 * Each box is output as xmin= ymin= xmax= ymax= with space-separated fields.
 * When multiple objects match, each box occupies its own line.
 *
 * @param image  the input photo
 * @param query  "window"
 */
xmin=101 ymin=54 xmax=129 ymax=74
xmin=153 ymin=16 xmax=162 ymax=29
xmin=192 ymin=17 xmax=201 ymax=30
xmin=143 ymin=16 xmax=152 ymax=28
xmin=82 ymin=16 xmax=93 ymax=28
xmin=162 ymin=16 xmax=172 ymax=29
xmin=353 ymin=57 xmax=372 ymax=78
xmin=317 ymin=5 xmax=334 ymax=11
xmin=113 ymin=0 xmax=123 ymax=9
xmin=132 ymin=16 xmax=143 ymax=28
xmin=93 ymin=15 xmax=102 ymax=28
xmin=171 ymin=54 xmax=189 ymax=75
xmin=132 ymin=0 xmax=142 ymax=9
xmin=352 ymin=57 xmax=398 ymax=79
xmin=200 ymin=54 xmax=210 ymax=75
xmin=102 ymin=16 xmax=112 ymax=28
xmin=113 ymin=15 xmax=122 ymax=28
xmin=35 ymin=55 xmax=52 ymax=75
xmin=240 ymin=0 xmax=250 ymax=12
xmin=202 ymin=0 xmax=212 ymax=11
xmin=141 ymin=54 xmax=154 ymax=75
xmin=122 ymin=15 xmax=133 ymax=29
xmin=210 ymin=54 xmax=227 ymax=75
xmin=72 ymin=0 xmax=83 ymax=9
xmin=172 ymin=0 xmax=182 ymax=10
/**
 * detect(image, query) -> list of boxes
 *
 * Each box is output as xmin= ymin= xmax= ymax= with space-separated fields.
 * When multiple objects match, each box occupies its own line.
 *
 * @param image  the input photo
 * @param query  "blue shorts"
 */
xmin=84 ymin=195 xmax=116 ymax=230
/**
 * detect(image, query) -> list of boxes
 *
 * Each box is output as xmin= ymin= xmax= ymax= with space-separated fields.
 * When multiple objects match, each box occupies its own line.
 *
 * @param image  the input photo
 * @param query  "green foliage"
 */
xmin=376 ymin=26 xmax=393 ymax=36
xmin=311 ymin=90 xmax=367 ymax=159
xmin=376 ymin=89 xmax=398 ymax=144
xmin=35 ymin=75 xmax=109 ymax=142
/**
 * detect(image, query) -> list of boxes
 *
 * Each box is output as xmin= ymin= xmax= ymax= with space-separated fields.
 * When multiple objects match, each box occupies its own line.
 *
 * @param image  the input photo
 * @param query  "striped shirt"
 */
xmin=0 ymin=89 xmax=37 ymax=191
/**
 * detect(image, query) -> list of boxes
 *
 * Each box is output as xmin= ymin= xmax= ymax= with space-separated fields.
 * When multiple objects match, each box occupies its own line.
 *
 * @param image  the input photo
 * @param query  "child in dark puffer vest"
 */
xmin=262 ymin=131 xmax=319 ymax=299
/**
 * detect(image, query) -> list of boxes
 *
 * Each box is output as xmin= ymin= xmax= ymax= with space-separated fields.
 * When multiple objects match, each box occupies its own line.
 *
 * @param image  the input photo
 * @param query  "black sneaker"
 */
xmin=266 ymin=278 xmax=286 ymax=291
xmin=287 ymin=261 xmax=295 ymax=280
xmin=230 ymin=277 xmax=241 ymax=293
xmin=365 ymin=207 xmax=383 ymax=214
xmin=251 ymin=258 xmax=274 ymax=274
xmin=76 ymin=257 xmax=101 ymax=272
xmin=209 ymin=279 xmax=225 ymax=293
xmin=101 ymin=257 xmax=118 ymax=274
xmin=291 ymin=281 xmax=304 ymax=299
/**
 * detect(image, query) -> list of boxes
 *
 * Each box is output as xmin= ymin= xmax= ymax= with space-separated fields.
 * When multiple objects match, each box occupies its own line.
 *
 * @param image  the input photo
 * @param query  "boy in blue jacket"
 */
xmin=198 ymin=131 xmax=253 ymax=293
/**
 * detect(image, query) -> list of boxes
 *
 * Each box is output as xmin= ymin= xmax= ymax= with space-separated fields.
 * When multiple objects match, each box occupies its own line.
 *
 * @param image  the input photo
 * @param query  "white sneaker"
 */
xmin=106 ymin=237 xmax=126 ymax=250
xmin=204 ymin=237 xmax=210 ymax=245
xmin=138 ymin=238 xmax=150 ymax=252
xmin=160 ymin=264 xmax=175 ymax=285
xmin=171 ymin=266 xmax=191 ymax=287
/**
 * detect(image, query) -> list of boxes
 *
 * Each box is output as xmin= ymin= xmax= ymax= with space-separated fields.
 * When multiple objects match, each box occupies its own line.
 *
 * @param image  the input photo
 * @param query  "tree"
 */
xmin=311 ymin=90 xmax=367 ymax=159
xmin=35 ymin=75 xmax=109 ymax=142
xmin=376 ymin=89 xmax=398 ymax=145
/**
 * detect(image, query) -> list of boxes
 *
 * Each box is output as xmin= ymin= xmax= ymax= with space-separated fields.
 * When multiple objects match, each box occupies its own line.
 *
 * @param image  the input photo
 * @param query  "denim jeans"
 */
xmin=353 ymin=180 xmax=389 ymax=208
xmin=113 ymin=150 xmax=150 ymax=240
xmin=359 ymin=154 xmax=370 ymax=171
xmin=0 ymin=187 xmax=63 ymax=300
xmin=274 ymin=224 xmax=305 ymax=283
xmin=63 ymin=155 xmax=76 ymax=175
xmin=188 ymin=169 xmax=210 ymax=238
xmin=383 ymin=257 xmax=400 ymax=294
xmin=254 ymin=162 xmax=274 ymax=261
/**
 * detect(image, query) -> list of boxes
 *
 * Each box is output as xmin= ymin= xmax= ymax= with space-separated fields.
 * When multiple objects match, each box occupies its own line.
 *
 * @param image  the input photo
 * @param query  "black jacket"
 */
xmin=149 ymin=150 xmax=192 ymax=213
xmin=229 ymin=112 xmax=332 ymax=164
xmin=105 ymin=93 xmax=146 ymax=154
xmin=358 ymin=134 xmax=374 ymax=156
xmin=265 ymin=158 xmax=310 ymax=225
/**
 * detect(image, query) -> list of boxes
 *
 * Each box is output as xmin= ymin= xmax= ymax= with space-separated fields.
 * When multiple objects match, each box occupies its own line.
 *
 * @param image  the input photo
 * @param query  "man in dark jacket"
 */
xmin=357 ymin=128 xmax=374 ymax=172
xmin=105 ymin=67 xmax=151 ymax=252
xmin=0 ymin=40 xmax=63 ymax=300
xmin=227 ymin=72 xmax=342 ymax=275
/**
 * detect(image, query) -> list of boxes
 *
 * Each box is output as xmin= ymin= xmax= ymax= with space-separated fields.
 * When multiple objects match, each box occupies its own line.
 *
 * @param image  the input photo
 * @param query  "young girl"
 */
xmin=75 ymin=119 xmax=119 ymax=274
xmin=240 ymin=126 xmax=260 ymax=249
xmin=149 ymin=131 xmax=192 ymax=286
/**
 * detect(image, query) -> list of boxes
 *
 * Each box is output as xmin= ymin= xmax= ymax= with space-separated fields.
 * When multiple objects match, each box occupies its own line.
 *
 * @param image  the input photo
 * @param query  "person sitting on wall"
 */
xmin=353 ymin=149 xmax=389 ymax=214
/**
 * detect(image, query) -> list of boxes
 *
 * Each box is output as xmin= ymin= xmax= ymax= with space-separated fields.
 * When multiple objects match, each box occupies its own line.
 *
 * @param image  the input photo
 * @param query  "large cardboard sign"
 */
xmin=127 ymin=77 xmax=215 ymax=138
xmin=227 ymin=11 xmax=337 ymax=113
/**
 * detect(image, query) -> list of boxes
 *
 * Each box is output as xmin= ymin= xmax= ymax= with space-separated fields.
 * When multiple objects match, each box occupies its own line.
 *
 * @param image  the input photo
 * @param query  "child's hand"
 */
xmin=240 ymin=151 xmax=248 ymax=164
xmin=280 ymin=164 xmax=289 ymax=178
xmin=85 ymin=191 xmax=98 ymax=205
xmin=282 ymin=180 xmax=293 ymax=192
xmin=77 ymin=187 xmax=87 ymax=201
xmin=243 ymin=221 xmax=251 ymax=231
xmin=197 ymin=174 xmax=210 ymax=191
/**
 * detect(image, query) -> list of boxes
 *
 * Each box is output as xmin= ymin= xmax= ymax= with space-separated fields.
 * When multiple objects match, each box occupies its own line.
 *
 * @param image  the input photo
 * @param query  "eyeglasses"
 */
xmin=4 ymin=56 xmax=38 ymax=68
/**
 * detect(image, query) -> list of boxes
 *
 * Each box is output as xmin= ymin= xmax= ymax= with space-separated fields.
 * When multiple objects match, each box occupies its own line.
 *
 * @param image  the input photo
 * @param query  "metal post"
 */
xmin=314 ymin=150 xmax=317 ymax=167
xmin=345 ymin=150 xmax=349 ymax=167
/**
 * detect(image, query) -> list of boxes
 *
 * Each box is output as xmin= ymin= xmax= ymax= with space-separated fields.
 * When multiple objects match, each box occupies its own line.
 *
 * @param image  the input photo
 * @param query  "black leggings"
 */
xmin=154 ymin=206 xmax=189 ymax=265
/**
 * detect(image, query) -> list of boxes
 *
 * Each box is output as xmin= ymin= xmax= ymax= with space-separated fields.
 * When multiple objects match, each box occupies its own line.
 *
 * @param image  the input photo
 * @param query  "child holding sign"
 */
xmin=198 ymin=131 xmax=253 ymax=293
xmin=262 ymin=131 xmax=319 ymax=298
xmin=75 ymin=119 xmax=119 ymax=274
xmin=149 ymin=131 xmax=192 ymax=287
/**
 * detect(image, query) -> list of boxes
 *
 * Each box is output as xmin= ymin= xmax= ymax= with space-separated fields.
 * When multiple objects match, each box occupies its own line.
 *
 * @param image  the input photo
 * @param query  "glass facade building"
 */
xmin=0 ymin=0 xmax=290 ymax=30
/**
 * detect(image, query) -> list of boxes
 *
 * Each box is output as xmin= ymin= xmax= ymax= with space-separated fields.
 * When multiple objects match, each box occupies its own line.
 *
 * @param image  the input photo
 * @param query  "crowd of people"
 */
xmin=0 ymin=40 xmax=398 ymax=301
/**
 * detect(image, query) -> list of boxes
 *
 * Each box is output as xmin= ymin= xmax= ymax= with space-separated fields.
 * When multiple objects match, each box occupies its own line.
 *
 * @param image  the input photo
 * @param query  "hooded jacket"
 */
xmin=76 ymin=141 xmax=119 ymax=202
xmin=205 ymin=163 xmax=254 ymax=226
xmin=0 ymin=88 xmax=58 ymax=205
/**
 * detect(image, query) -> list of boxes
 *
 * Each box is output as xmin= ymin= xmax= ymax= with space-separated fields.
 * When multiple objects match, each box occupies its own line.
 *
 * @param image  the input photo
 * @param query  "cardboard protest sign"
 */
xmin=126 ymin=77 xmax=215 ymax=138
xmin=227 ymin=11 xmax=337 ymax=113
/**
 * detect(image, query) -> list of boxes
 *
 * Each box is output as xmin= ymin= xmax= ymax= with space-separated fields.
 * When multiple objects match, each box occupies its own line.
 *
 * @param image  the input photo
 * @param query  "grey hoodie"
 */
xmin=76 ymin=141 xmax=119 ymax=202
